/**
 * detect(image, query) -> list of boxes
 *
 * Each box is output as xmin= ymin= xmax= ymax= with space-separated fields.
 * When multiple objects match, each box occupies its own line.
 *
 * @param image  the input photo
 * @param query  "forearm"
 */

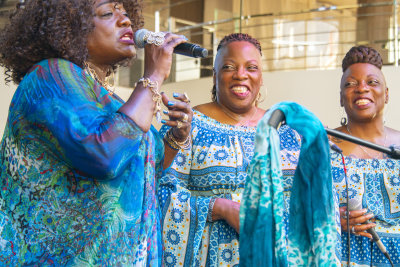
xmin=211 ymin=198 xmax=240 ymax=233
xmin=119 ymin=76 xmax=163 ymax=132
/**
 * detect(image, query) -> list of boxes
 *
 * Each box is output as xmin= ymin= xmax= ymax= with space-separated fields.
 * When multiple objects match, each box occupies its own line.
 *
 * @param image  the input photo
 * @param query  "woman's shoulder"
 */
xmin=193 ymin=102 xmax=217 ymax=116
xmin=387 ymin=127 xmax=400 ymax=147
xmin=25 ymin=58 xmax=82 ymax=81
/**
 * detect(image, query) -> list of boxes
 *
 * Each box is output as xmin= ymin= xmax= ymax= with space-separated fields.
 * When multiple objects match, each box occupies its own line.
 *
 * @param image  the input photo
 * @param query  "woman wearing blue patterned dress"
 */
xmin=0 ymin=0 xmax=192 ymax=265
xmin=158 ymin=33 xmax=301 ymax=266
xmin=330 ymin=46 xmax=400 ymax=266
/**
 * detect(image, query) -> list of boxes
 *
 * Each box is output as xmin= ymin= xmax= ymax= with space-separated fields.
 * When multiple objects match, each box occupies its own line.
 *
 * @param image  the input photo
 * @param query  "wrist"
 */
xmin=142 ymin=72 xmax=164 ymax=85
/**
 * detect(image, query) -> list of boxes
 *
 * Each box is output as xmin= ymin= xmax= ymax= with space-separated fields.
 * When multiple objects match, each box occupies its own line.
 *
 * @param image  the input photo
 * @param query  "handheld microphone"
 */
xmin=134 ymin=29 xmax=208 ymax=58
xmin=348 ymin=199 xmax=392 ymax=263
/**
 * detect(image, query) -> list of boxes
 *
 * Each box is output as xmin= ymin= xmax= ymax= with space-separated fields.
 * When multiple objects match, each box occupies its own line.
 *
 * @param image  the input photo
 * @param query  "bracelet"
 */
xmin=164 ymin=128 xmax=191 ymax=150
xmin=137 ymin=77 xmax=161 ymax=122
xmin=207 ymin=197 xmax=217 ymax=222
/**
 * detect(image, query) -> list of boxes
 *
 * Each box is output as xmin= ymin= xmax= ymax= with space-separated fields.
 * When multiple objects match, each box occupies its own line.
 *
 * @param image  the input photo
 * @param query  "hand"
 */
xmin=161 ymin=92 xmax=193 ymax=141
xmin=143 ymin=32 xmax=187 ymax=83
xmin=212 ymin=198 xmax=240 ymax=233
xmin=340 ymin=206 xmax=376 ymax=239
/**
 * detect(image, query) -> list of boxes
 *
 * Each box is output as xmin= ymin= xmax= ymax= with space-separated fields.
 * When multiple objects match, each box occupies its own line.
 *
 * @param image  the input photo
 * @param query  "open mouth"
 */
xmin=354 ymin=98 xmax=372 ymax=105
xmin=120 ymin=33 xmax=133 ymax=41
xmin=231 ymin=86 xmax=248 ymax=94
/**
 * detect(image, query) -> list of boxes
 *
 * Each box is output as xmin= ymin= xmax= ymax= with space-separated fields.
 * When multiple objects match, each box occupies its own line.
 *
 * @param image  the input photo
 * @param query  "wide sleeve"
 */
xmin=14 ymin=59 xmax=158 ymax=179
xmin=158 ymin=124 xmax=212 ymax=266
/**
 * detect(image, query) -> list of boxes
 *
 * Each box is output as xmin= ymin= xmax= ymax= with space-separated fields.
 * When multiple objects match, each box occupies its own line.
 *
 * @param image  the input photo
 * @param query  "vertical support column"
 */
xmin=394 ymin=0 xmax=399 ymax=66
xmin=155 ymin=10 xmax=160 ymax=32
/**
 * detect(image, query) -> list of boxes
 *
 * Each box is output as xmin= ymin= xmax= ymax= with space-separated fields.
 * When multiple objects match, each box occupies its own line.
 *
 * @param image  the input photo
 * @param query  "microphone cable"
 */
xmin=329 ymin=142 xmax=352 ymax=265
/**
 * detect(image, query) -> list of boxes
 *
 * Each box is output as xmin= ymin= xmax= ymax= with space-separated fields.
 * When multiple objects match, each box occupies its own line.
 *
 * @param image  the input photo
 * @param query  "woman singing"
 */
xmin=0 ymin=0 xmax=192 ymax=265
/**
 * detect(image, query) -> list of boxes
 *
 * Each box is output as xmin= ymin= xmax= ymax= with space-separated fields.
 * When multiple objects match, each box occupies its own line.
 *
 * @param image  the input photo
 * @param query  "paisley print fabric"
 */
xmin=0 ymin=59 xmax=163 ymax=266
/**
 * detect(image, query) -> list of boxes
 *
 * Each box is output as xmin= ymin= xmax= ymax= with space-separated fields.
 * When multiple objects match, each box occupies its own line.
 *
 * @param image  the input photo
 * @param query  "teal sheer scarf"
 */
xmin=240 ymin=102 xmax=337 ymax=266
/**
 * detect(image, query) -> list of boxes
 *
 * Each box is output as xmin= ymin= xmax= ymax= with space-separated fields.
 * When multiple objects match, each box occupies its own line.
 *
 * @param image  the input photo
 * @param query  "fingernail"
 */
xmin=163 ymin=110 xmax=169 ymax=115
xmin=366 ymin=213 xmax=374 ymax=219
xmin=161 ymin=119 xmax=167 ymax=124
xmin=173 ymin=93 xmax=179 ymax=98
xmin=168 ymin=101 xmax=174 ymax=106
xmin=362 ymin=209 xmax=368 ymax=213
xmin=161 ymin=91 xmax=165 ymax=95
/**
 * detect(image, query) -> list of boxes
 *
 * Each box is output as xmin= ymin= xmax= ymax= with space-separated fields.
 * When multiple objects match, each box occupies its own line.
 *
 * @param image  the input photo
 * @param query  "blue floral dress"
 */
xmin=332 ymin=153 xmax=400 ymax=266
xmin=158 ymin=110 xmax=300 ymax=267
xmin=0 ymin=58 xmax=163 ymax=266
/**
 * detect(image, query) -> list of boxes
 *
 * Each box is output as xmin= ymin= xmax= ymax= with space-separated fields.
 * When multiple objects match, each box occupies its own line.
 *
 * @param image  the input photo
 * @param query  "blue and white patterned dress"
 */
xmin=158 ymin=110 xmax=300 ymax=266
xmin=331 ymin=153 xmax=400 ymax=266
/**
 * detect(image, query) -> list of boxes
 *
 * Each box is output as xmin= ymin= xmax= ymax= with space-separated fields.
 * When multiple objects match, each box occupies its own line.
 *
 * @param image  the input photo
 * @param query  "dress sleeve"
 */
xmin=158 ymin=124 xmax=212 ymax=265
xmin=16 ymin=59 xmax=159 ymax=179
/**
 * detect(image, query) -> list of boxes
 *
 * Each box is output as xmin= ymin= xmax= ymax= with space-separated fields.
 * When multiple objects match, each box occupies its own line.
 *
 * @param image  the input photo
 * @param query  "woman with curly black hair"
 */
xmin=0 ymin=0 xmax=192 ymax=265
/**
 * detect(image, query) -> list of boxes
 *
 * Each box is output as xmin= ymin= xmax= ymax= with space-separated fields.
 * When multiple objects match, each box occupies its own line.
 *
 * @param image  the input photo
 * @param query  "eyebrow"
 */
xmin=96 ymin=0 xmax=114 ymax=8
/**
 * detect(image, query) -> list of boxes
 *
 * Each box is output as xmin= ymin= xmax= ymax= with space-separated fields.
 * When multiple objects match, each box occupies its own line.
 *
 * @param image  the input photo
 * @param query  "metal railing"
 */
xmin=146 ymin=0 xmax=400 ymax=83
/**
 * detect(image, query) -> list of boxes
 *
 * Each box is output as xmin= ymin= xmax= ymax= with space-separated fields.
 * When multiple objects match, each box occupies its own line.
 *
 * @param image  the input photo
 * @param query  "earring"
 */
xmin=340 ymin=108 xmax=347 ymax=126
xmin=255 ymin=91 xmax=265 ymax=106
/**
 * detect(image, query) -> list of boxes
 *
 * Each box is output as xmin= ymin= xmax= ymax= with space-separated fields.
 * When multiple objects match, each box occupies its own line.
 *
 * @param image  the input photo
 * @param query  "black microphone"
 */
xmin=134 ymin=29 xmax=208 ymax=58
xmin=348 ymin=199 xmax=392 ymax=263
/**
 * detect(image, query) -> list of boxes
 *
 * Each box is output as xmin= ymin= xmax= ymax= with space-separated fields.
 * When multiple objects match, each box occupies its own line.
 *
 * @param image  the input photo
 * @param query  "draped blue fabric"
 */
xmin=240 ymin=102 xmax=338 ymax=266
xmin=0 ymin=59 xmax=163 ymax=266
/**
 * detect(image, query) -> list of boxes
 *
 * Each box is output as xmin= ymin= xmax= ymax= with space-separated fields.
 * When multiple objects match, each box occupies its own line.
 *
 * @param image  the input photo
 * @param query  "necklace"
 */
xmin=218 ymin=103 xmax=258 ymax=127
xmin=346 ymin=124 xmax=387 ymax=159
xmin=84 ymin=62 xmax=115 ymax=94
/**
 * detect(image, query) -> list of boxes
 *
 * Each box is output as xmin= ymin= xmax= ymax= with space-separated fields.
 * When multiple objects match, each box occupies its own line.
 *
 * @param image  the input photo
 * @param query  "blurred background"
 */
xmin=1 ymin=0 xmax=400 ymax=134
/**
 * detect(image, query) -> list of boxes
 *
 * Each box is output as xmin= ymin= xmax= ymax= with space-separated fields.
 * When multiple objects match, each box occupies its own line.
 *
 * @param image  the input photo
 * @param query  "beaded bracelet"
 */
xmin=137 ymin=77 xmax=161 ymax=122
xmin=207 ymin=197 xmax=217 ymax=222
xmin=164 ymin=128 xmax=191 ymax=150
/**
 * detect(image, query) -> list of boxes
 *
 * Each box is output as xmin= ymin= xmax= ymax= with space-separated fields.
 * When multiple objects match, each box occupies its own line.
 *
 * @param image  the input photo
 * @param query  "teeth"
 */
xmin=232 ymin=86 xmax=248 ymax=93
xmin=355 ymin=99 xmax=371 ymax=105
xmin=121 ymin=36 xmax=131 ymax=40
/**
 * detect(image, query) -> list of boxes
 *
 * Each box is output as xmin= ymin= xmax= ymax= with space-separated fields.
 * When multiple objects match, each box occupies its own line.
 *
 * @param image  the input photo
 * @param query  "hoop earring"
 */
xmin=255 ymin=91 xmax=265 ymax=106
xmin=340 ymin=108 xmax=347 ymax=126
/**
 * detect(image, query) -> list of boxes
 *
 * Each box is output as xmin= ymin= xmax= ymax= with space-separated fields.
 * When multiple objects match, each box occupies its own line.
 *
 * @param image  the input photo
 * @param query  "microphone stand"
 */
xmin=325 ymin=128 xmax=400 ymax=159
xmin=267 ymin=108 xmax=400 ymax=159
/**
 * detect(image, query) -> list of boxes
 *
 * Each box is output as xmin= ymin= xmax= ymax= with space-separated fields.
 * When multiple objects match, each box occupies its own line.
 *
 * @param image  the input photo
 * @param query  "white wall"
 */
xmin=1 ymin=66 xmax=399 ymax=137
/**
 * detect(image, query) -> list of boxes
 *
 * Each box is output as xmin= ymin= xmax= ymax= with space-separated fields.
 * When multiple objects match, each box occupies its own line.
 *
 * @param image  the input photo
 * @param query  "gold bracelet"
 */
xmin=164 ymin=128 xmax=191 ymax=150
xmin=137 ymin=77 xmax=161 ymax=122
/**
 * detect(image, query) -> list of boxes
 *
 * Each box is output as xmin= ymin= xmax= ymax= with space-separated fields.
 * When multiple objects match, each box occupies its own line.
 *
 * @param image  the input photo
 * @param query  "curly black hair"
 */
xmin=342 ymin=45 xmax=383 ymax=72
xmin=0 ymin=0 xmax=143 ymax=84
xmin=212 ymin=33 xmax=262 ymax=102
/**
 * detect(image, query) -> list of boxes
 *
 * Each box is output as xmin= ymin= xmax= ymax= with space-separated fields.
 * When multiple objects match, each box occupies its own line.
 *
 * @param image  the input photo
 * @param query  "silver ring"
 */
xmin=144 ymin=31 xmax=165 ymax=46
xmin=176 ymin=121 xmax=183 ymax=129
xmin=182 ymin=113 xmax=189 ymax=122
xmin=351 ymin=226 xmax=355 ymax=234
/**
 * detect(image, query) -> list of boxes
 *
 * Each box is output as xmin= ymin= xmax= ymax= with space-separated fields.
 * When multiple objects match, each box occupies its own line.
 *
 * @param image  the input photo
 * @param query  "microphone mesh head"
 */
xmin=134 ymin=29 xmax=149 ymax=48
xmin=348 ymin=198 xmax=363 ymax=211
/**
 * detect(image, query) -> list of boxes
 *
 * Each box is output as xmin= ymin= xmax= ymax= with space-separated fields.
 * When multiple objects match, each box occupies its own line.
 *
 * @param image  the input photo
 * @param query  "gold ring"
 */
xmin=177 ymin=121 xmax=183 ymax=128
xmin=183 ymin=92 xmax=191 ymax=103
xmin=182 ymin=113 xmax=189 ymax=122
